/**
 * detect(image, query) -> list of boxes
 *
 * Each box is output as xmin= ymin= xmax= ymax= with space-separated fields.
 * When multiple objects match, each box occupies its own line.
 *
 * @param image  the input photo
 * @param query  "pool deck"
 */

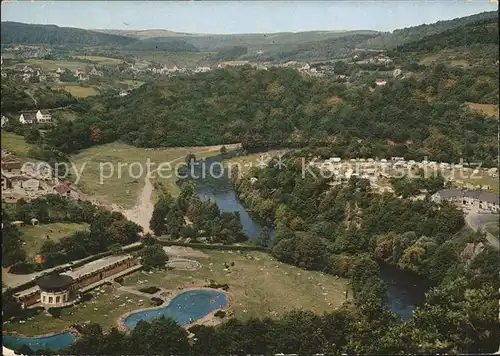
xmin=116 ymin=286 xmax=232 ymax=333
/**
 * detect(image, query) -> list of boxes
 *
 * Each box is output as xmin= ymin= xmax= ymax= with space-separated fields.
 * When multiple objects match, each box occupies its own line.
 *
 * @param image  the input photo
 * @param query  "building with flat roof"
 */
xmin=13 ymin=254 xmax=139 ymax=309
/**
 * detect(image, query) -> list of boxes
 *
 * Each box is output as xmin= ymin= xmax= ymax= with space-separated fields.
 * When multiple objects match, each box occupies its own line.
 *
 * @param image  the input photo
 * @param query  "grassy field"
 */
xmin=1 ymin=131 xmax=33 ymax=161
xmin=19 ymin=223 xmax=89 ymax=260
xmin=120 ymin=80 xmax=145 ymax=89
xmin=128 ymin=51 xmax=212 ymax=67
xmin=70 ymin=143 xmax=230 ymax=208
xmin=467 ymin=102 xmax=499 ymax=118
xmin=73 ymin=55 xmax=124 ymax=65
xmin=62 ymin=85 xmax=100 ymax=98
xmin=122 ymin=249 xmax=349 ymax=320
xmin=485 ymin=222 xmax=499 ymax=238
xmin=24 ymin=59 xmax=88 ymax=71
xmin=4 ymin=284 xmax=155 ymax=336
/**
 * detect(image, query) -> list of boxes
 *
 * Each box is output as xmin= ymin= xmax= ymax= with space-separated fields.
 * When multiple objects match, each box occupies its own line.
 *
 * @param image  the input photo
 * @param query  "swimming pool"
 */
xmin=3 ymin=289 xmax=228 ymax=352
xmin=123 ymin=289 xmax=228 ymax=329
xmin=2 ymin=332 xmax=77 ymax=352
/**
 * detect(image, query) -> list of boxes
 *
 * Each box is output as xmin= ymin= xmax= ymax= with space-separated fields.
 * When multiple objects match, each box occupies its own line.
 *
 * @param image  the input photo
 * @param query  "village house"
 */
xmin=119 ymin=90 xmax=129 ymax=97
xmin=22 ymin=178 xmax=40 ymax=192
xmin=1 ymin=159 xmax=22 ymax=175
xmin=19 ymin=112 xmax=35 ymax=125
xmin=431 ymin=189 xmax=500 ymax=213
xmin=1 ymin=173 xmax=12 ymax=190
xmin=36 ymin=110 xmax=52 ymax=123
xmin=375 ymin=79 xmax=387 ymax=86
xmin=194 ymin=66 xmax=211 ymax=73
xmin=1 ymin=115 xmax=8 ymax=128
xmin=56 ymin=67 xmax=64 ymax=74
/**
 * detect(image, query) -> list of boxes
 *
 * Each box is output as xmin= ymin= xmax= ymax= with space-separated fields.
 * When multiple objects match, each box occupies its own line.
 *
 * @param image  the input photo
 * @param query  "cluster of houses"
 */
xmin=1 ymin=110 xmax=53 ymax=127
xmin=1 ymin=152 xmax=79 ymax=202
xmin=310 ymin=156 xmax=499 ymax=195
xmin=2 ymin=63 xmax=104 ymax=83
xmin=431 ymin=189 xmax=499 ymax=213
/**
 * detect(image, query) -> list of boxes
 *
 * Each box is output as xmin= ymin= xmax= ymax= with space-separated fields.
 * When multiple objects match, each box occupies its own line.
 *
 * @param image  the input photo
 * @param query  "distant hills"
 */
xmin=2 ymin=10 xmax=497 ymax=62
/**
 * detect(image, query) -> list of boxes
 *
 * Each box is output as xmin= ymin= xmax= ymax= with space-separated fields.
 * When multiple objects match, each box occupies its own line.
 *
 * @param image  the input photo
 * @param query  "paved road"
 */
xmin=465 ymin=208 xmax=499 ymax=249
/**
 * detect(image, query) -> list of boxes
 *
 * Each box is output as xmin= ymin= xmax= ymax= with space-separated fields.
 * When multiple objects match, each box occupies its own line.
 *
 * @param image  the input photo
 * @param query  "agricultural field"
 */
xmin=62 ymin=85 xmax=100 ymax=98
xmin=24 ymin=59 xmax=88 ymax=71
xmin=485 ymin=222 xmax=499 ymax=238
xmin=4 ymin=284 xmax=155 ymax=336
xmin=19 ymin=223 xmax=90 ymax=260
xmin=127 ymin=51 xmax=212 ymax=68
xmin=73 ymin=55 xmax=124 ymax=65
xmin=1 ymin=131 xmax=32 ymax=161
xmin=467 ymin=102 xmax=499 ymax=118
xmin=122 ymin=248 xmax=349 ymax=320
xmin=70 ymin=143 xmax=232 ymax=208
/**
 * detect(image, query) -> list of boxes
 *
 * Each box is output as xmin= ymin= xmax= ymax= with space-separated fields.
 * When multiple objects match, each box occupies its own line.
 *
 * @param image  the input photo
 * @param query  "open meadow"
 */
xmin=24 ymin=59 xmax=88 ymax=71
xmin=70 ymin=143 xmax=232 ymax=208
xmin=467 ymin=102 xmax=499 ymax=118
xmin=19 ymin=223 xmax=90 ymax=260
xmin=72 ymin=55 xmax=124 ymax=65
xmin=62 ymin=85 xmax=100 ymax=98
xmin=122 ymin=248 xmax=349 ymax=320
xmin=1 ymin=131 xmax=33 ymax=161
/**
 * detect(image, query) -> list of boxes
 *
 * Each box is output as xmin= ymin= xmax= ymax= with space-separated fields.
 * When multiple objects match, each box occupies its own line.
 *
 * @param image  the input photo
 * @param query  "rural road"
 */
xmin=122 ymin=145 xmax=232 ymax=233
xmin=465 ymin=208 xmax=499 ymax=249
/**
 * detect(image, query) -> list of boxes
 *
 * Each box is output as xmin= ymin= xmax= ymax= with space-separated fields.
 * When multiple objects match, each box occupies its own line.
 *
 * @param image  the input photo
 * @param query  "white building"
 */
xmin=35 ymin=110 xmax=52 ymax=123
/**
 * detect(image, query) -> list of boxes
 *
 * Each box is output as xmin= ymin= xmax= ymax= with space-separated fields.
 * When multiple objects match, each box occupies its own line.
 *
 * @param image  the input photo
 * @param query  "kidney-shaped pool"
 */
xmin=123 ymin=289 xmax=228 ymax=329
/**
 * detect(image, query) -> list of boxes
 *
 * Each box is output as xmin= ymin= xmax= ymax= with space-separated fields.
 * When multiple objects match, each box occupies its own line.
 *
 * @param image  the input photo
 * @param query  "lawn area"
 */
xmin=19 ymin=223 xmax=89 ymax=260
xmin=62 ymin=85 xmax=100 ymax=98
xmin=24 ymin=59 xmax=87 ymax=71
xmin=73 ymin=55 xmax=124 ymax=65
xmin=129 ymin=51 xmax=212 ymax=67
xmin=4 ymin=284 xmax=155 ymax=336
xmin=485 ymin=222 xmax=499 ymax=238
xmin=467 ymin=102 xmax=499 ymax=118
xmin=122 ymin=249 xmax=349 ymax=320
xmin=120 ymin=80 xmax=145 ymax=89
xmin=1 ymin=131 xmax=33 ymax=161
xmin=70 ymin=142 xmax=236 ymax=208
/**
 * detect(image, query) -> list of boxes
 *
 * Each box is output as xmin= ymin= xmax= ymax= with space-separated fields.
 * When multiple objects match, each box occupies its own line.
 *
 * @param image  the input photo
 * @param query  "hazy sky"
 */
xmin=1 ymin=1 xmax=498 ymax=34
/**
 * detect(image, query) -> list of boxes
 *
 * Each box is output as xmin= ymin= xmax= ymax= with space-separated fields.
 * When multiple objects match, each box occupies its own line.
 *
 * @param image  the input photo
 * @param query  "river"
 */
xmin=183 ymin=151 xmax=429 ymax=319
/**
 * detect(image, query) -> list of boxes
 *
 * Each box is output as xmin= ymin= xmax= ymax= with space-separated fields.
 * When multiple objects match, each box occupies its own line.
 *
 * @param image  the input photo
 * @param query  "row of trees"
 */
xmin=150 ymin=182 xmax=246 ymax=244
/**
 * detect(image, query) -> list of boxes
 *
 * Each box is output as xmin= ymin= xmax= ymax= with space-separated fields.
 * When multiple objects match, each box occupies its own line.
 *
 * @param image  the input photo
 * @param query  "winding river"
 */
xmin=4 ymin=151 xmax=429 ymax=352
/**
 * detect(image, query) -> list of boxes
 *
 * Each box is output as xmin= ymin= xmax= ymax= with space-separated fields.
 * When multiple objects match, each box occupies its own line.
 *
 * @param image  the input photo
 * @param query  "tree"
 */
xmin=139 ymin=244 xmax=168 ymax=270
xmin=185 ymin=153 xmax=196 ymax=166
xmin=256 ymin=226 xmax=271 ymax=247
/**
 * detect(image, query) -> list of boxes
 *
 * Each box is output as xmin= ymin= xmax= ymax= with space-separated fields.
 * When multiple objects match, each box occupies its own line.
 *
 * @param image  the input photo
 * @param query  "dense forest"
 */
xmin=35 ymin=63 xmax=498 ymax=165
xmin=0 ymin=22 xmax=136 ymax=48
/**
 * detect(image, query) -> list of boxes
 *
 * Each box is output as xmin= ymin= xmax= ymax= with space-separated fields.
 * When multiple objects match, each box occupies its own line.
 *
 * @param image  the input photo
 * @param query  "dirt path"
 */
xmin=122 ymin=146 xmax=229 ymax=233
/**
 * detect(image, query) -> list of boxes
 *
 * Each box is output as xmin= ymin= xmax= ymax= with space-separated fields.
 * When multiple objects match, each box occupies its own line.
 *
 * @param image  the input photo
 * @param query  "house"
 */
xmin=19 ymin=112 xmax=35 ymax=125
xmin=1 ymin=173 xmax=12 ymax=190
xmin=53 ymin=182 xmax=71 ymax=198
xmin=1 ymin=116 xmax=8 ymax=128
xmin=1 ymin=160 xmax=22 ymax=175
xmin=375 ymin=79 xmax=387 ymax=86
xmin=56 ymin=67 xmax=64 ymax=74
xmin=194 ymin=66 xmax=211 ymax=73
xmin=22 ymin=178 xmax=40 ymax=191
xmin=431 ymin=189 xmax=500 ymax=213
xmin=36 ymin=110 xmax=52 ymax=123
xmin=89 ymin=66 xmax=103 ymax=76
xmin=393 ymin=69 xmax=403 ymax=77
xmin=119 ymin=90 xmax=128 ymax=97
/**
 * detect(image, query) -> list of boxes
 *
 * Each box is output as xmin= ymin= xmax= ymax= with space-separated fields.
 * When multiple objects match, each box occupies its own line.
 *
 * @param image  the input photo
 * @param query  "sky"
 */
xmin=1 ymin=1 xmax=498 ymax=34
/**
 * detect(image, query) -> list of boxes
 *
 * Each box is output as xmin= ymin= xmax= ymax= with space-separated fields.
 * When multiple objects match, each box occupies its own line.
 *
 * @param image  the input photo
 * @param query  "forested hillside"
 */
xmin=45 ymin=63 xmax=497 ymax=165
xmin=1 ymin=22 xmax=136 ymax=47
